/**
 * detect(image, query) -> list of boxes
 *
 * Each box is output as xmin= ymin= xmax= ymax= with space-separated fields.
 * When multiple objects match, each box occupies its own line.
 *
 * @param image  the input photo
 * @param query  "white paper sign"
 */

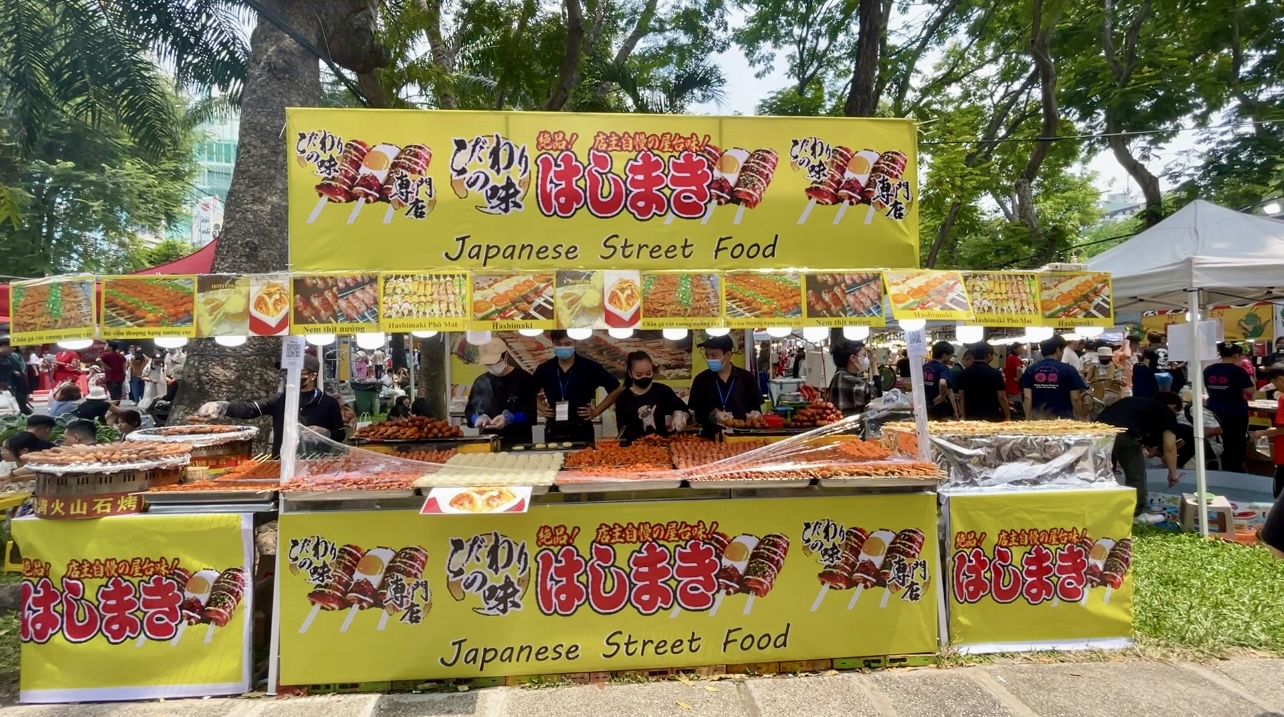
xmin=281 ymin=335 xmax=306 ymax=369
xmin=1167 ymin=320 xmax=1222 ymax=363
xmin=906 ymin=329 xmax=928 ymax=359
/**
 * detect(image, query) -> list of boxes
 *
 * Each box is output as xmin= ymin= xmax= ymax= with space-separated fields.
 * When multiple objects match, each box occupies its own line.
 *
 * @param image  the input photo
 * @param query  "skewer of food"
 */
xmin=1102 ymin=537 xmax=1131 ymax=603
xmin=877 ymin=528 xmax=926 ymax=608
xmin=812 ymin=526 xmax=869 ymax=611
xmin=202 ymin=568 xmax=247 ymax=643
xmin=309 ymin=139 xmax=371 ymax=223
xmin=731 ymin=149 xmax=778 ymax=224
xmin=709 ymin=534 xmax=758 ymax=617
xmin=300 ymin=544 xmax=363 ymax=634
xmin=740 ymin=533 xmax=789 ymax=615
xmin=1080 ymin=537 xmax=1113 ymax=606
xmin=168 ymin=568 xmax=219 ymax=646
xmin=798 ymin=145 xmax=853 ymax=224
xmin=377 ymin=546 xmax=430 ymax=630
xmin=380 ymin=144 xmax=434 ymax=223
xmin=847 ymin=529 xmax=896 ymax=609
xmin=346 ymin=143 xmax=401 ymax=223
xmin=831 ymin=149 xmax=881 ymax=223
xmin=338 ymin=548 xmax=396 ymax=632
xmin=859 ymin=150 xmax=909 ymax=224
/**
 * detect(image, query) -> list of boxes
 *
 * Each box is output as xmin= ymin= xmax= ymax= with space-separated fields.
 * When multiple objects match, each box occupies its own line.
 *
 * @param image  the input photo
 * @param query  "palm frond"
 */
xmin=99 ymin=0 xmax=249 ymax=95
xmin=0 ymin=0 xmax=58 ymax=149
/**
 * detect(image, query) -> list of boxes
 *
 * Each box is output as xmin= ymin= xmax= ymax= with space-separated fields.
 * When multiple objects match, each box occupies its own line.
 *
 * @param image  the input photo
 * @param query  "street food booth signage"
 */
xmin=964 ymin=272 xmax=1040 ymax=328
xmin=7 ymin=276 xmax=98 ymax=344
xmin=1039 ymin=272 xmax=1115 ymax=329
xmin=99 ymin=276 xmax=197 ymax=340
xmin=945 ymin=488 xmax=1135 ymax=652
xmin=277 ymin=494 xmax=938 ymax=684
xmin=12 ymin=514 xmax=255 ymax=703
xmin=285 ymin=109 xmax=920 ymax=272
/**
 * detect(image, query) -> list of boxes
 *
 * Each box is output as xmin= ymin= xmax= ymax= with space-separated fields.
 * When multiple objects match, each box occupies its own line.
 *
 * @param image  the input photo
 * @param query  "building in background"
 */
xmin=167 ymin=111 xmax=238 ymax=246
xmin=1098 ymin=191 xmax=1142 ymax=223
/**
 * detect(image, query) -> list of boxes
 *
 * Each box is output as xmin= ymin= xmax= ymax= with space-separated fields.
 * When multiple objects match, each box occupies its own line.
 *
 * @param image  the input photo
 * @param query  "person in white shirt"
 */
xmin=1063 ymin=338 xmax=1083 ymax=374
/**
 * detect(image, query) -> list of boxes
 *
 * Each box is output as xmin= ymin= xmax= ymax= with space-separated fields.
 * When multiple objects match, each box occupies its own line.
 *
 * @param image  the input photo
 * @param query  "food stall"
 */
xmin=2 ymin=108 xmax=1129 ymax=703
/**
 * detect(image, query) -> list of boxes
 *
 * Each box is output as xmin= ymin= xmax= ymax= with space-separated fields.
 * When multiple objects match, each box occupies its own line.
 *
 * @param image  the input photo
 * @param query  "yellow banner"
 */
xmin=1210 ymin=303 xmax=1273 ymax=342
xmin=100 ymin=276 xmax=196 ymax=340
xmin=379 ymin=272 xmax=470 ymax=332
xmin=946 ymin=488 xmax=1134 ymax=651
xmin=964 ymin=272 xmax=1039 ymax=328
xmin=291 ymin=273 xmax=379 ymax=335
xmin=277 ymin=494 xmax=939 ymax=684
xmin=800 ymin=272 xmax=886 ymax=328
xmin=884 ymin=270 xmax=973 ymax=321
xmin=12 ymin=514 xmax=254 ymax=703
xmin=1039 ymin=272 xmax=1114 ymax=329
xmin=640 ymin=272 xmax=724 ymax=330
xmin=286 ymin=109 xmax=919 ymax=272
xmin=1140 ymin=309 xmax=1184 ymax=338
xmin=9 ymin=276 xmax=98 ymax=344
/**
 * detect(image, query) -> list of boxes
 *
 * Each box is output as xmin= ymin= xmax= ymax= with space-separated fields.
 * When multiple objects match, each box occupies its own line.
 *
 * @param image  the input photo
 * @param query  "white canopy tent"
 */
xmin=1088 ymin=200 xmax=1284 ymax=536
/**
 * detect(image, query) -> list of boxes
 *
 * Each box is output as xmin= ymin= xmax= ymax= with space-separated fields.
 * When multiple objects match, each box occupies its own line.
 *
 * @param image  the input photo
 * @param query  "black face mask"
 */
xmin=633 ymin=377 xmax=653 ymax=389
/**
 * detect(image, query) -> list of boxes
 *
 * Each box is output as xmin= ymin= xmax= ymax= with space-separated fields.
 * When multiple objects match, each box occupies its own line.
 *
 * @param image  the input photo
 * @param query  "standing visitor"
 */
xmin=950 ymin=349 xmax=973 ymax=387
xmin=533 ymin=331 xmax=623 ymax=444
xmin=1205 ymin=342 xmax=1255 ymax=473
xmin=127 ymin=347 xmax=149 ymax=404
xmin=1082 ymin=346 xmax=1125 ymax=415
xmin=0 ymin=339 xmax=31 ymax=415
xmin=97 ymin=342 xmax=127 ymax=402
xmin=1063 ymin=339 xmax=1084 ymax=374
xmin=923 ymin=341 xmax=957 ymax=419
xmin=1114 ymin=335 xmax=1140 ymax=393
xmin=1004 ymin=343 xmax=1025 ymax=414
xmin=1251 ymin=365 xmax=1284 ymax=498
xmin=791 ymin=347 xmax=806 ymax=379
xmin=1132 ymin=349 xmax=1160 ymax=399
xmin=895 ymin=350 xmax=911 ymax=378
xmin=1021 ymin=336 xmax=1087 ymax=420
xmin=140 ymin=350 xmax=166 ymax=410
xmin=955 ymin=342 xmax=1011 ymax=422
xmin=53 ymin=347 xmax=81 ymax=385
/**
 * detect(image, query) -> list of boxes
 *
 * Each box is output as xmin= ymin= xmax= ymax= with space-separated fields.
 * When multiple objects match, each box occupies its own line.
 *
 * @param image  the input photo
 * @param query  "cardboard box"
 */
xmin=1180 ymin=493 xmax=1235 ymax=535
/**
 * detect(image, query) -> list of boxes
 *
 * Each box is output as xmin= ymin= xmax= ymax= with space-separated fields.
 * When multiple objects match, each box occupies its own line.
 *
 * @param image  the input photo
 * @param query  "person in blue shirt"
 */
xmin=922 ymin=341 xmax=957 ymax=419
xmin=1021 ymin=336 xmax=1087 ymax=420
xmin=1204 ymin=341 xmax=1255 ymax=473
xmin=1131 ymin=349 xmax=1160 ymax=399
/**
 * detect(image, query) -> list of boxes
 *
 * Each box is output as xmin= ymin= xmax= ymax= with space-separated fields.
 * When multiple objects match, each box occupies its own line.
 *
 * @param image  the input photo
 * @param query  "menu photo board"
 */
xmin=8 ymin=276 xmax=97 ymax=344
xmin=884 ymin=270 xmax=973 ymax=321
xmin=554 ymin=270 xmax=642 ymax=330
xmin=470 ymin=272 xmax=555 ymax=331
xmin=100 ymin=276 xmax=196 ymax=340
xmin=800 ymin=271 xmax=886 ymax=328
xmin=195 ymin=275 xmax=251 ymax=337
xmin=1039 ymin=272 xmax=1113 ymax=329
xmin=723 ymin=271 xmax=804 ymax=329
xmin=639 ymin=272 xmax=723 ymax=330
xmin=249 ymin=274 xmax=291 ymax=336
xmin=378 ymin=272 xmax=470 ymax=332
xmin=290 ymin=273 xmax=379 ymax=335
xmin=963 ymin=272 xmax=1039 ymax=327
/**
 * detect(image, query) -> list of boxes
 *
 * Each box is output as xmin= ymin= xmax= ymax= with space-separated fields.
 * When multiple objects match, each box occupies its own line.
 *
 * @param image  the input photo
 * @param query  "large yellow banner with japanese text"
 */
xmin=12 ymin=514 xmax=255 ymax=703
xmin=286 ymin=109 xmax=919 ymax=272
xmin=946 ymin=488 xmax=1134 ymax=651
xmin=278 ymin=494 xmax=938 ymax=685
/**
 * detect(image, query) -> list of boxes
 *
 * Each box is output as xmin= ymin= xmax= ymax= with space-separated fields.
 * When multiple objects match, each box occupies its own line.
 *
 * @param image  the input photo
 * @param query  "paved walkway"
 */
xmin=2 ymin=658 xmax=1282 ymax=717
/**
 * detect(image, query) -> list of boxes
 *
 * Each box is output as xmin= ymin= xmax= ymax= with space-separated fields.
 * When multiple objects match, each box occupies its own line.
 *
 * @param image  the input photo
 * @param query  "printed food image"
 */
xmin=309 ymin=140 xmax=435 ymax=223
xmin=724 ymin=273 xmax=802 ymax=319
xmin=381 ymin=274 xmax=467 ymax=320
xmin=252 ymin=280 xmax=290 ymax=321
xmin=703 ymin=146 xmax=779 ymax=209
xmin=292 ymin=274 xmax=378 ymax=325
xmin=472 ymin=273 xmax=554 ymax=322
xmin=709 ymin=532 xmax=789 ymax=603
xmin=165 ymin=566 xmax=246 ymax=636
xmin=885 ymin=272 xmax=969 ymax=313
xmin=1040 ymin=273 xmax=1111 ymax=320
xmin=555 ymin=271 xmax=605 ymax=329
xmin=299 ymin=544 xmax=430 ymax=633
xmin=966 ymin=273 xmax=1037 ymax=316
xmin=642 ymin=274 xmax=720 ymax=318
xmin=812 ymin=526 xmax=925 ymax=610
xmin=102 ymin=278 xmax=194 ymax=328
xmin=196 ymin=276 xmax=250 ymax=335
xmin=11 ymin=281 xmax=93 ymax=333
xmin=805 ymin=273 xmax=883 ymax=319
xmin=446 ymin=487 xmax=519 ymax=513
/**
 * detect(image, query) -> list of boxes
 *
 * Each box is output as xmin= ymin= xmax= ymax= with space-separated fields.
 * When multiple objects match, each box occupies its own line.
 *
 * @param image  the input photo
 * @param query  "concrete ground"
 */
xmin=1 ymin=659 xmax=1282 ymax=717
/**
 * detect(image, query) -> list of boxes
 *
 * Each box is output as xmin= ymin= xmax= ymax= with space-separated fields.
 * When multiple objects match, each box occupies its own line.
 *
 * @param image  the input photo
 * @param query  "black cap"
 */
xmin=697 ymin=335 xmax=734 ymax=352
xmin=283 ymin=354 xmax=321 ymax=372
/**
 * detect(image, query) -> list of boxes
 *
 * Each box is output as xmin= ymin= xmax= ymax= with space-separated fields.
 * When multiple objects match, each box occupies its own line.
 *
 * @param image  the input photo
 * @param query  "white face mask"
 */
xmin=486 ymin=362 xmax=506 ymax=376
xmin=856 ymin=356 xmax=871 ymax=371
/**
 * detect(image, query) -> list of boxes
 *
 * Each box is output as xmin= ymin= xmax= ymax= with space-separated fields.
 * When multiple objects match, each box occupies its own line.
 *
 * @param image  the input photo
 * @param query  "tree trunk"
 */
xmin=417 ymin=335 xmax=448 ymax=417
xmin=1014 ymin=0 xmax=1063 ymax=264
xmin=1105 ymin=117 xmax=1162 ymax=226
xmin=542 ymin=0 xmax=585 ymax=111
xmin=593 ymin=0 xmax=658 ymax=102
xmin=419 ymin=0 xmax=458 ymax=109
xmin=390 ymin=333 xmax=407 ymax=372
xmin=843 ymin=0 xmax=884 ymax=117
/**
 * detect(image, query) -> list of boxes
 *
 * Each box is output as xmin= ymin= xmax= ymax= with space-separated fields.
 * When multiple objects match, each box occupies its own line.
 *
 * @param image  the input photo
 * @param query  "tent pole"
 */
xmin=1189 ymin=289 xmax=1209 ymax=538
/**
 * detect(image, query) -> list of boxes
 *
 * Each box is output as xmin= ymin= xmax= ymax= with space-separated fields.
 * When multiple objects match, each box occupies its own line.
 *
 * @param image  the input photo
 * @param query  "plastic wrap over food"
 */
xmin=926 ymin=431 xmax=1117 ymax=489
xmin=127 ymin=425 xmax=259 ymax=447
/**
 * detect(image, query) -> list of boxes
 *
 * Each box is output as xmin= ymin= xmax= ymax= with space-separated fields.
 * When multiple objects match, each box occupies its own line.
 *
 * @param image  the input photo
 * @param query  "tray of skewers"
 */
xmin=804 ymin=273 xmax=883 ymax=319
xmin=292 ymin=275 xmax=378 ymax=325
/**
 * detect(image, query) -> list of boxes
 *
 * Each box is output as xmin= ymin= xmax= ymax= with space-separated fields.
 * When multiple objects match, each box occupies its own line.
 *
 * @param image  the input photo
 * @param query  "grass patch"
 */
xmin=1131 ymin=526 xmax=1284 ymax=656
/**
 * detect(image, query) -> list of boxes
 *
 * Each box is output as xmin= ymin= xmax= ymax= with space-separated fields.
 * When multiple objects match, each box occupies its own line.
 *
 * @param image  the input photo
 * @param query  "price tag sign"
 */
xmin=281 ymin=335 xmax=306 ymax=369
xmin=906 ymin=328 xmax=928 ymax=359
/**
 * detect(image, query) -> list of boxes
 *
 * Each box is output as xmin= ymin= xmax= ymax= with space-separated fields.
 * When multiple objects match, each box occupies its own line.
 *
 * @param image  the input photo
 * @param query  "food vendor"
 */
xmin=827 ymin=340 xmax=879 ymax=418
xmin=689 ymin=335 xmax=763 ymax=439
xmin=197 ymin=354 xmax=346 ymax=458
xmin=467 ymin=338 xmax=537 ymax=448
xmin=614 ymin=351 xmax=689 ymax=442
xmin=534 ymin=331 xmax=623 ymax=444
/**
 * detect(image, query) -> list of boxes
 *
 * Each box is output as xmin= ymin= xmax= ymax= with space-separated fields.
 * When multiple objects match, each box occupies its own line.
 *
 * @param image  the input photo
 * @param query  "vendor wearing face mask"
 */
xmin=828 ymin=340 xmax=880 ymax=418
xmin=534 ymin=331 xmax=623 ymax=444
xmin=466 ymin=338 xmax=536 ymax=448
xmin=689 ymin=335 xmax=763 ymax=439
xmin=614 ymin=351 xmax=690 ymax=442
xmin=197 ymin=354 xmax=346 ymax=458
